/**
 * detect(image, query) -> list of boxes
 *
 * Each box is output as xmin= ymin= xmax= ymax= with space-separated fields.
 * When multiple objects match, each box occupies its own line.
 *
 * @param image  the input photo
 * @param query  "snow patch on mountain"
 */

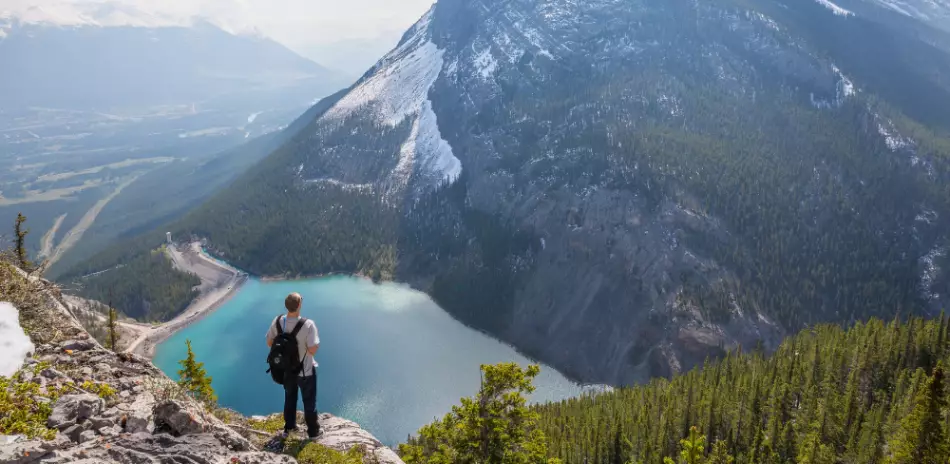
xmin=408 ymin=100 xmax=462 ymax=182
xmin=876 ymin=117 xmax=913 ymax=151
xmin=833 ymin=65 xmax=855 ymax=100
xmin=748 ymin=11 xmax=781 ymax=30
xmin=322 ymin=8 xmax=461 ymax=187
xmin=920 ymin=245 xmax=947 ymax=301
xmin=811 ymin=64 xmax=856 ymax=108
xmin=474 ymin=47 xmax=499 ymax=80
xmin=324 ymin=10 xmax=439 ymax=126
xmin=814 ymin=0 xmax=855 ymax=16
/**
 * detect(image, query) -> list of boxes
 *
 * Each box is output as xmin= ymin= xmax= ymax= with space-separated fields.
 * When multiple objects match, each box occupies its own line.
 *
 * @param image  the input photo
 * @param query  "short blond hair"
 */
xmin=285 ymin=292 xmax=302 ymax=312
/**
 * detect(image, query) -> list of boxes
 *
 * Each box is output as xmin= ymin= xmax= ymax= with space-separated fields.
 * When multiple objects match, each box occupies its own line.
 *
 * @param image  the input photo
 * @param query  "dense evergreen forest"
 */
xmin=530 ymin=316 xmax=950 ymax=463
xmin=69 ymin=243 xmax=199 ymax=321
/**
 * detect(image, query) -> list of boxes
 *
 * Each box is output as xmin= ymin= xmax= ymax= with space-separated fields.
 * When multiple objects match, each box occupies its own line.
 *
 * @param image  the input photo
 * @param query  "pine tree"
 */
xmin=177 ymin=340 xmax=216 ymax=405
xmin=664 ymin=426 xmax=706 ymax=464
xmin=14 ymin=213 xmax=31 ymax=271
xmin=707 ymin=440 xmax=734 ymax=464
xmin=886 ymin=363 xmax=948 ymax=464
xmin=106 ymin=305 xmax=120 ymax=351
xmin=400 ymin=363 xmax=560 ymax=464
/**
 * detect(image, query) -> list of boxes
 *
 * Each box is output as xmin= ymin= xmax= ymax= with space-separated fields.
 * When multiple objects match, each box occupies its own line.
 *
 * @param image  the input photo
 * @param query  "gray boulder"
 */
xmin=117 ymin=392 xmax=155 ymax=434
xmin=41 ymin=368 xmax=66 ymax=380
xmin=62 ymin=424 xmax=84 ymax=442
xmin=153 ymin=400 xmax=206 ymax=435
xmin=78 ymin=430 xmax=97 ymax=443
xmin=0 ymin=439 xmax=54 ymax=464
xmin=48 ymin=394 xmax=104 ymax=429
xmin=315 ymin=413 xmax=405 ymax=464
xmin=88 ymin=416 xmax=115 ymax=430
xmin=60 ymin=339 xmax=97 ymax=352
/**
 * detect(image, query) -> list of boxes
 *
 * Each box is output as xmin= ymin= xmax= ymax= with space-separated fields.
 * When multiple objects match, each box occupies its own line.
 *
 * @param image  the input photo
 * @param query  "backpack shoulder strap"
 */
xmin=289 ymin=317 xmax=308 ymax=337
xmin=274 ymin=316 xmax=284 ymax=335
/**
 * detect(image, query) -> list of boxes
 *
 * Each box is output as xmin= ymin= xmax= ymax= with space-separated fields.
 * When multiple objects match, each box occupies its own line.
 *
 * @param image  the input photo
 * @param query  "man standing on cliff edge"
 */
xmin=266 ymin=292 xmax=321 ymax=439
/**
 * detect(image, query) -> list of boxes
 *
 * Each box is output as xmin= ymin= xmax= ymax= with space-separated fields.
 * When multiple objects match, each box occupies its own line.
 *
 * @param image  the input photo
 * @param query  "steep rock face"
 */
xmin=180 ymin=0 xmax=950 ymax=384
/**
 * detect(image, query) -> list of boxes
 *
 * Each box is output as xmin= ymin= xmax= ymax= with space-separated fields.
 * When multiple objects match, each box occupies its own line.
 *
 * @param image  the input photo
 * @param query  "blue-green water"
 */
xmin=154 ymin=276 xmax=589 ymax=445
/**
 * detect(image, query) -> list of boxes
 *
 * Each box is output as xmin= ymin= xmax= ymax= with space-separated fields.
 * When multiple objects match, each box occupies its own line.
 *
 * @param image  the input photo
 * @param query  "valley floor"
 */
xmin=123 ymin=242 xmax=246 ymax=357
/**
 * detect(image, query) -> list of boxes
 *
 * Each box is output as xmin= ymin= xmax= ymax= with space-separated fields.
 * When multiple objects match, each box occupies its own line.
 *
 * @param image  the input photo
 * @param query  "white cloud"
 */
xmin=2 ymin=0 xmax=436 ymax=48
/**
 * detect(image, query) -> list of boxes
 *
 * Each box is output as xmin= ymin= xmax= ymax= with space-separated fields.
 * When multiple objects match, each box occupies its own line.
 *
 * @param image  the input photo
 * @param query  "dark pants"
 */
xmin=283 ymin=371 xmax=319 ymax=437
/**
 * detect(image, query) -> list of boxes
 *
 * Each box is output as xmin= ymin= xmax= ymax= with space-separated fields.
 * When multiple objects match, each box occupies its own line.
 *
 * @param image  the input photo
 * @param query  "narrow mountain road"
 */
xmin=123 ymin=242 xmax=246 ymax=358
xmin=46 ymin=175 xmax=141 ymax=267
xmin=38 ymin=214 xmax=66 ymax=260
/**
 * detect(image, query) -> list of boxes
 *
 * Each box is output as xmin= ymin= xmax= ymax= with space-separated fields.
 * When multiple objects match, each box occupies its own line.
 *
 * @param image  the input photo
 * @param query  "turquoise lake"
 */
xmin=153 ymin=276 xmax=589 ymax=445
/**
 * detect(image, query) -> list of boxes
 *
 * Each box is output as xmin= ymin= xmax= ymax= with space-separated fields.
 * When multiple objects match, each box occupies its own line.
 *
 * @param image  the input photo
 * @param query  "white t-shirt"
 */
xmin=266 ymin=315 xmax=319 ymax=377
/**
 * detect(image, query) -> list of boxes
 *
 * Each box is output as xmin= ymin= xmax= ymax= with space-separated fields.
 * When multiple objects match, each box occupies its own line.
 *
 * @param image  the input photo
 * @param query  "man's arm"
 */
xmin=265 ymin=317 xmax=278 ymax=347
xmin=307 ymin=323 xmax=320 ymax=355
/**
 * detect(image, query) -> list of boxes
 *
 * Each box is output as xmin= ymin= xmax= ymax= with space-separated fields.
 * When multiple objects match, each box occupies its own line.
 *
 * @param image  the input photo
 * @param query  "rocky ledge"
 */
xmin=0 ymin=275 xmax=404 ymax=464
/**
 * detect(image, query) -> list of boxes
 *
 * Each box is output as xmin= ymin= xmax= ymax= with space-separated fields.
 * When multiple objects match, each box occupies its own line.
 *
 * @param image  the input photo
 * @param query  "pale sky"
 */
xmin=3 ymin=0 xmax=438 ymax=74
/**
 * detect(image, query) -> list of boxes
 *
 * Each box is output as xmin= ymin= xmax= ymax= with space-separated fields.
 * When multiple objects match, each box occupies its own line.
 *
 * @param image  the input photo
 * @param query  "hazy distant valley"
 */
xmin=0 ymin=15 xmax=347 ymax=276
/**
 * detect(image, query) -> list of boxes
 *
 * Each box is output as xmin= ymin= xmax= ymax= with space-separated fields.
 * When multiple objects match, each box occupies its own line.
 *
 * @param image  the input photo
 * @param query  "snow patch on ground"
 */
xmin=876 ymin=118 xmax=913 ymax=151
xmin=748 ymin=11 xmax=781 ymax=30
xmin=833 ymin=65 xmax=855 ymax=100
xmin=815 ymin=0 xmax=855 ymax=16
xmin=810 ymin=65 xmax=856 ymax=108
xmin=920 ymin=246 xmax=947 ymax=301
xmin=657 ymin=94 xmax=683 ymax=117
xmin=496 ymin=31 xmax=526 ymax=63
xmin=0 ymin=302 xmax=34 ymax=377
xmin=916 ymin=209 xmax=938 ymax=224
xmin=474 ymin=47 xmax=499 ymax=80
xmin=521 ymin=26 xmax=554 ymax=58
xmin=247 ymin=111 xmax=263 ymax=124
xmin=305 ymin=178 xmax=375 ymax=194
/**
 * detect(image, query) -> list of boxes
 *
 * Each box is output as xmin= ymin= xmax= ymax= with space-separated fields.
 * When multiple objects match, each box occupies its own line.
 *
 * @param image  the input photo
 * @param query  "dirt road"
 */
xmin=46 ymin=175 xmax=141 ymax=267
xmin=123 ymin=242 xmax=246 ymax=358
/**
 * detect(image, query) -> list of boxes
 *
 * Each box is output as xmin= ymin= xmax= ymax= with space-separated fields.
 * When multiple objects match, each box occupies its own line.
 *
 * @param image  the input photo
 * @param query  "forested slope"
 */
xmin=535 ymin=315 xmax=950 ymax=463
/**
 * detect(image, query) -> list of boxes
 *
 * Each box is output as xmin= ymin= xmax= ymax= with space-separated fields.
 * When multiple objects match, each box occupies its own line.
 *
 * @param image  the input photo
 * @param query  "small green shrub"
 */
xmin=293 ymin=441 xmax=364 ymax=464
xmin=247 ymin=415 xmax=284 ymax=433
xmin=0 ymin=368 xmax=60 ymax=439
xmin=80 ymin=380 xmax=116 ymax=399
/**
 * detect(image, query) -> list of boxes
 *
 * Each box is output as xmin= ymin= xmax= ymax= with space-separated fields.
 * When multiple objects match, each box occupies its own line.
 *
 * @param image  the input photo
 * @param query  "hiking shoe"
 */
xmin=308 ymin=431 xmax=324 ymax=442
xmin=280 ymin=428 xmax=298 ymax=439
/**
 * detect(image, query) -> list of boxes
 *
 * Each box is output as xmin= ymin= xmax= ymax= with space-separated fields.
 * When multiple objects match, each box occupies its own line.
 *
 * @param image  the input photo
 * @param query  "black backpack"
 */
xmin=266 ymin=316 xmax=307 ymax=385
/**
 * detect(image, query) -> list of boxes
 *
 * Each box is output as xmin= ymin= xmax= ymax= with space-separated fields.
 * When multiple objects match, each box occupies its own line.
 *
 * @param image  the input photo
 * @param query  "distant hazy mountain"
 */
xmin=0 ymin=14 xmax=348 ymax=110
xmin=301 ymin=30 xmax=406 ymax=78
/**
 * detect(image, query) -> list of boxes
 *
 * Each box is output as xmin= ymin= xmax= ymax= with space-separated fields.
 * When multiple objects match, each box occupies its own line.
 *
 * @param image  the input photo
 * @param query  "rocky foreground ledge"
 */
xmin=0 ymin=338 xmax=404 ymax=464
xmin=0 ymin=265 xmax=403 ymax=464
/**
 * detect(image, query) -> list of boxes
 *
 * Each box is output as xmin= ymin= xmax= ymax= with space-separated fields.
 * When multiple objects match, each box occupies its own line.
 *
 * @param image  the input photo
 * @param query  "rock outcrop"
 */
xmin=0 ymin=269 xmax=404 ymax=464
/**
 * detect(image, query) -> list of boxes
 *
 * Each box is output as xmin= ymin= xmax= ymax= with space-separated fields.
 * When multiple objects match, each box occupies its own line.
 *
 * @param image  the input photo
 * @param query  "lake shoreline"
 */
xmin=125 ymin=242 xmax=248 ymax=359
xmin=152 ymin=247 xmax=598 ymax=389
